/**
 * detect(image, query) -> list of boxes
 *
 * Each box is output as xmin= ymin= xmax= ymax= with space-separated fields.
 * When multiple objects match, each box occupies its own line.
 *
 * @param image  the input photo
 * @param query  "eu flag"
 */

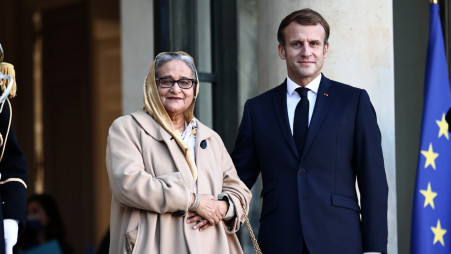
xmin=411 ymin=2 xmax=451 ymax=253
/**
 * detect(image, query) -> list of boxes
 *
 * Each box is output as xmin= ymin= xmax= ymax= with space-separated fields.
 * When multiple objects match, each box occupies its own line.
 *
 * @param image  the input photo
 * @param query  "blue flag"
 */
xmin=411 ymin=3 xmax=451 ymax=253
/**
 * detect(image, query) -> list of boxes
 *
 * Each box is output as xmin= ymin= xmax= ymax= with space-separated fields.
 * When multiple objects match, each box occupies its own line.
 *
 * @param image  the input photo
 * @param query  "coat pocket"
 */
xmin=331 ymin=194 xmax=360 ymax=212
xmin=125 ymin=210 xmax=141 ymax=254
xmin=125 ymin=229 xmax=138 ymax=254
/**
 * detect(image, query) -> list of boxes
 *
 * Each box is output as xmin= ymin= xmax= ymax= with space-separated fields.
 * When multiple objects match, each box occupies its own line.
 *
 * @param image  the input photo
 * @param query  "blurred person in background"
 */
xmin=14 ymin=194 xmax=73 ymax=254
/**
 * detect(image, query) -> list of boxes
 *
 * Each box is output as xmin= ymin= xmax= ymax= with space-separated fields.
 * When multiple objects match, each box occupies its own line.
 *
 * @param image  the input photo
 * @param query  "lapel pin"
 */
xmin=200 ymin=140 xmax=207 ymax=149
xmin=324 ymin=93 xmax=328 ymax=96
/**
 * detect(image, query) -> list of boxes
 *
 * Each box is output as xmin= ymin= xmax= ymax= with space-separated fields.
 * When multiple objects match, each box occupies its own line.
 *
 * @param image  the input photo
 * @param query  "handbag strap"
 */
xmin=230 ymin=193 xmax=262 ymax=254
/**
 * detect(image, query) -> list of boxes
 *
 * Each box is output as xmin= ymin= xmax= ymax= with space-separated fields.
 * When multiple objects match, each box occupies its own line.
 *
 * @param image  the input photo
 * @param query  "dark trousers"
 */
xmin=302 ymin=244 xmax=310 ymax=254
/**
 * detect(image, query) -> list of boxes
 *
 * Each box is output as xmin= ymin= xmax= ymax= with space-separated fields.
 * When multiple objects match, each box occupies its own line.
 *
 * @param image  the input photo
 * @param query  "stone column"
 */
xmin=257 ymin=1 xmax=397 ymax=253
xmin=120 ymin=0 xmax=154 ymax=114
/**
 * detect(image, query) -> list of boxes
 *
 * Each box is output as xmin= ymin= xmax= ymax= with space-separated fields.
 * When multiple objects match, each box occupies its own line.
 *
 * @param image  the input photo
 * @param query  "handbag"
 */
xmin=230 ymin=193 xmax=262 ymax=254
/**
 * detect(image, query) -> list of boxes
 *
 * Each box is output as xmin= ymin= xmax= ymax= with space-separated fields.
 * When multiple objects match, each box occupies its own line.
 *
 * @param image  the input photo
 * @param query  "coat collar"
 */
xmin=194 ymin=120 xmax=213 ymax=145
xmin=130 ymin=109 xmax=213 ymax=142
xmin=130 ymin=109 xmax=166 ymax=141
xmin=130 ymin=109 xmax=214 ymax=189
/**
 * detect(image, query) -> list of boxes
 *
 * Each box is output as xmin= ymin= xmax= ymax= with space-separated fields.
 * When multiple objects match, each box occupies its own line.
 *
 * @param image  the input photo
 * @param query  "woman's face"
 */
xmin=156 ymin=59 xmax=195 ymax=119
xmin=27 ymin=200 xmax=49 ymax=226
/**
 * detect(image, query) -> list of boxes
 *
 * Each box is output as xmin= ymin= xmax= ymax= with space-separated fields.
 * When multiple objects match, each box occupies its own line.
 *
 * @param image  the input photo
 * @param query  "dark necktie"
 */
xmin=293 ymin=87 xmax=309 ymax=157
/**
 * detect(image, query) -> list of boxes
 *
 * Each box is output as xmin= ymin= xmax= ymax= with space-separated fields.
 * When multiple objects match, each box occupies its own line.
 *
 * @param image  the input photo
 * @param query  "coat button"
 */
xmin=299 ymin=168 xmax=306 ymax=174
xmin=173 ymin=210 xmax=185 ymax=216
xmin=200 ymin=140 xmax=207 ymax=149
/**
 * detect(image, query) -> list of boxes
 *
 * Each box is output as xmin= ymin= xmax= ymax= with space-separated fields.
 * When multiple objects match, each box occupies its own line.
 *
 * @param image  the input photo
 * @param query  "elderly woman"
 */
xmin=106 ymin=51 xmax=251 ymax=254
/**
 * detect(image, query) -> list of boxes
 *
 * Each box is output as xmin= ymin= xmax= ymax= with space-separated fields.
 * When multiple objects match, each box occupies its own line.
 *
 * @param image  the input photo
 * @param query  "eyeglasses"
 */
xmin=156 ymin=78 xmax=196 ymax=89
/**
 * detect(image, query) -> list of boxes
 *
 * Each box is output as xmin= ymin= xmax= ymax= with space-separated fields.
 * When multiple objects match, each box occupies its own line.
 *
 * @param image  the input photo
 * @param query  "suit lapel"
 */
xmin=272 ymin=81 xmax=300 ymax=159
xmin=302 ymin=75 xmax=335 ymax=160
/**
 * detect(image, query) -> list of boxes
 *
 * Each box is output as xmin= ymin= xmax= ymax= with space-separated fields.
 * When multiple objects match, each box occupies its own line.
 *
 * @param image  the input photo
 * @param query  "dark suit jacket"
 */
xmin=0 ymin=102 xmax=27 ymax=254
xmin=232 ymin=75 xmax=388 ymax=254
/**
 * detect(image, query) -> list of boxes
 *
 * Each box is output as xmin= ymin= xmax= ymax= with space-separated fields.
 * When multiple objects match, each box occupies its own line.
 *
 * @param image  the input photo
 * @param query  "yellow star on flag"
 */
xmin=421 ymin=143 xmax=439 ymax=170
xmin=419 ymin=182 xmax=437 ymax=209
xmin=431 ymin=219 xmax=447 ymax=246
xmin=436 ymin=113 xmax=449 ymax=140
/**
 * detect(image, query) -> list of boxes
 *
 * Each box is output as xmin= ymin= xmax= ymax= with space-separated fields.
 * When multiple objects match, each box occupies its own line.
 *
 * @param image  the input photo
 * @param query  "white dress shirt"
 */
xmin=286 ymin=75 xmax=321 ymax=134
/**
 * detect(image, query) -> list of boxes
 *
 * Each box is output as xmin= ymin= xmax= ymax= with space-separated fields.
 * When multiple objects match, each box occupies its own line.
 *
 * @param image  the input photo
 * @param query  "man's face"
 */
xmin=278 ymin=22 xmax=329 ymax=86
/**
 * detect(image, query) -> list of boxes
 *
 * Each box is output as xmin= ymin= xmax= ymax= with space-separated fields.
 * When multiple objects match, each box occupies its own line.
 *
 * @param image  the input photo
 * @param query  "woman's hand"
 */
xmin=195 ymin=194 xmax=223 ymax=225
xmin=194 ymin=194 xmax=230 ymax=225
xmin=186 ymin=212 xmax=210 ymax=231
xmin=217 ymin=199 xmax=229 ymax=216
xmin=186 ymin=198 xmax=229 ymax=231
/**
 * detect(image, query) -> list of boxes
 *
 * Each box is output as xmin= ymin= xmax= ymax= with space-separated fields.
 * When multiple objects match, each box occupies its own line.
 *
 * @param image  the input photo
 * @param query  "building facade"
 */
xmin=1 ymin=0 xmax=450 ymax=253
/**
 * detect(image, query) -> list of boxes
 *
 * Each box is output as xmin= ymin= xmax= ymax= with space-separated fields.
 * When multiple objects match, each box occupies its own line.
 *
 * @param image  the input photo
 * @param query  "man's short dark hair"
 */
xmin=277 ymin=8 xmax=330 ymax=47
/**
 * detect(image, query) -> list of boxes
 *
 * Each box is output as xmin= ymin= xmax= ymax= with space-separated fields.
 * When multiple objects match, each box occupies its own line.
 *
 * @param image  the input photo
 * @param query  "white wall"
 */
xmin=120 ymin=0 xmax=154 ymax=114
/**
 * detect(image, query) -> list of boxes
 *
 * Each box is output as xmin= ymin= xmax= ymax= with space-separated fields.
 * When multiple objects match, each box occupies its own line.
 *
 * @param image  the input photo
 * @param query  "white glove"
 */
xmin=3 ymin=219 xmax=18 ymax=254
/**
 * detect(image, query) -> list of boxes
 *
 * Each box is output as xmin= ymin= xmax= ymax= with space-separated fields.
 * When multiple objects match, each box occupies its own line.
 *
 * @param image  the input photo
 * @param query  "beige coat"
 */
xmin=106 ymin=110 xmax=252 ymax=254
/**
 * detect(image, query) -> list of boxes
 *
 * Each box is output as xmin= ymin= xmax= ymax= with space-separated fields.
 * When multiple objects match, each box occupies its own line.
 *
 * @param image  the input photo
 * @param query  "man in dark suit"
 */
xmin=232 ymin=9 xmax=388 ymax=254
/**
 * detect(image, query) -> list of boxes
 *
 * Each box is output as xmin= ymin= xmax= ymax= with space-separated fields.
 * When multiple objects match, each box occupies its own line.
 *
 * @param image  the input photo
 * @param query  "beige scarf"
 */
xmin=143 ymin=51 xmax=200 ymax=181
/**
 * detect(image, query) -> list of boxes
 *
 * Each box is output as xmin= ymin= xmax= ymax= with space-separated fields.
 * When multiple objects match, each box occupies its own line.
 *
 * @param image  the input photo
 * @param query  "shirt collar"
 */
xmin=286 ymin=74 xmax=322 ymax=97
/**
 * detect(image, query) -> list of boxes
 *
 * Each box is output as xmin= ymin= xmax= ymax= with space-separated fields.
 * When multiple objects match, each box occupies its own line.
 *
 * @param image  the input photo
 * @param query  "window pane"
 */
xmin=195 ymin=82 xmax=213 ymax=128
xmin=196 ymin=0 xmax=212 ymax=73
